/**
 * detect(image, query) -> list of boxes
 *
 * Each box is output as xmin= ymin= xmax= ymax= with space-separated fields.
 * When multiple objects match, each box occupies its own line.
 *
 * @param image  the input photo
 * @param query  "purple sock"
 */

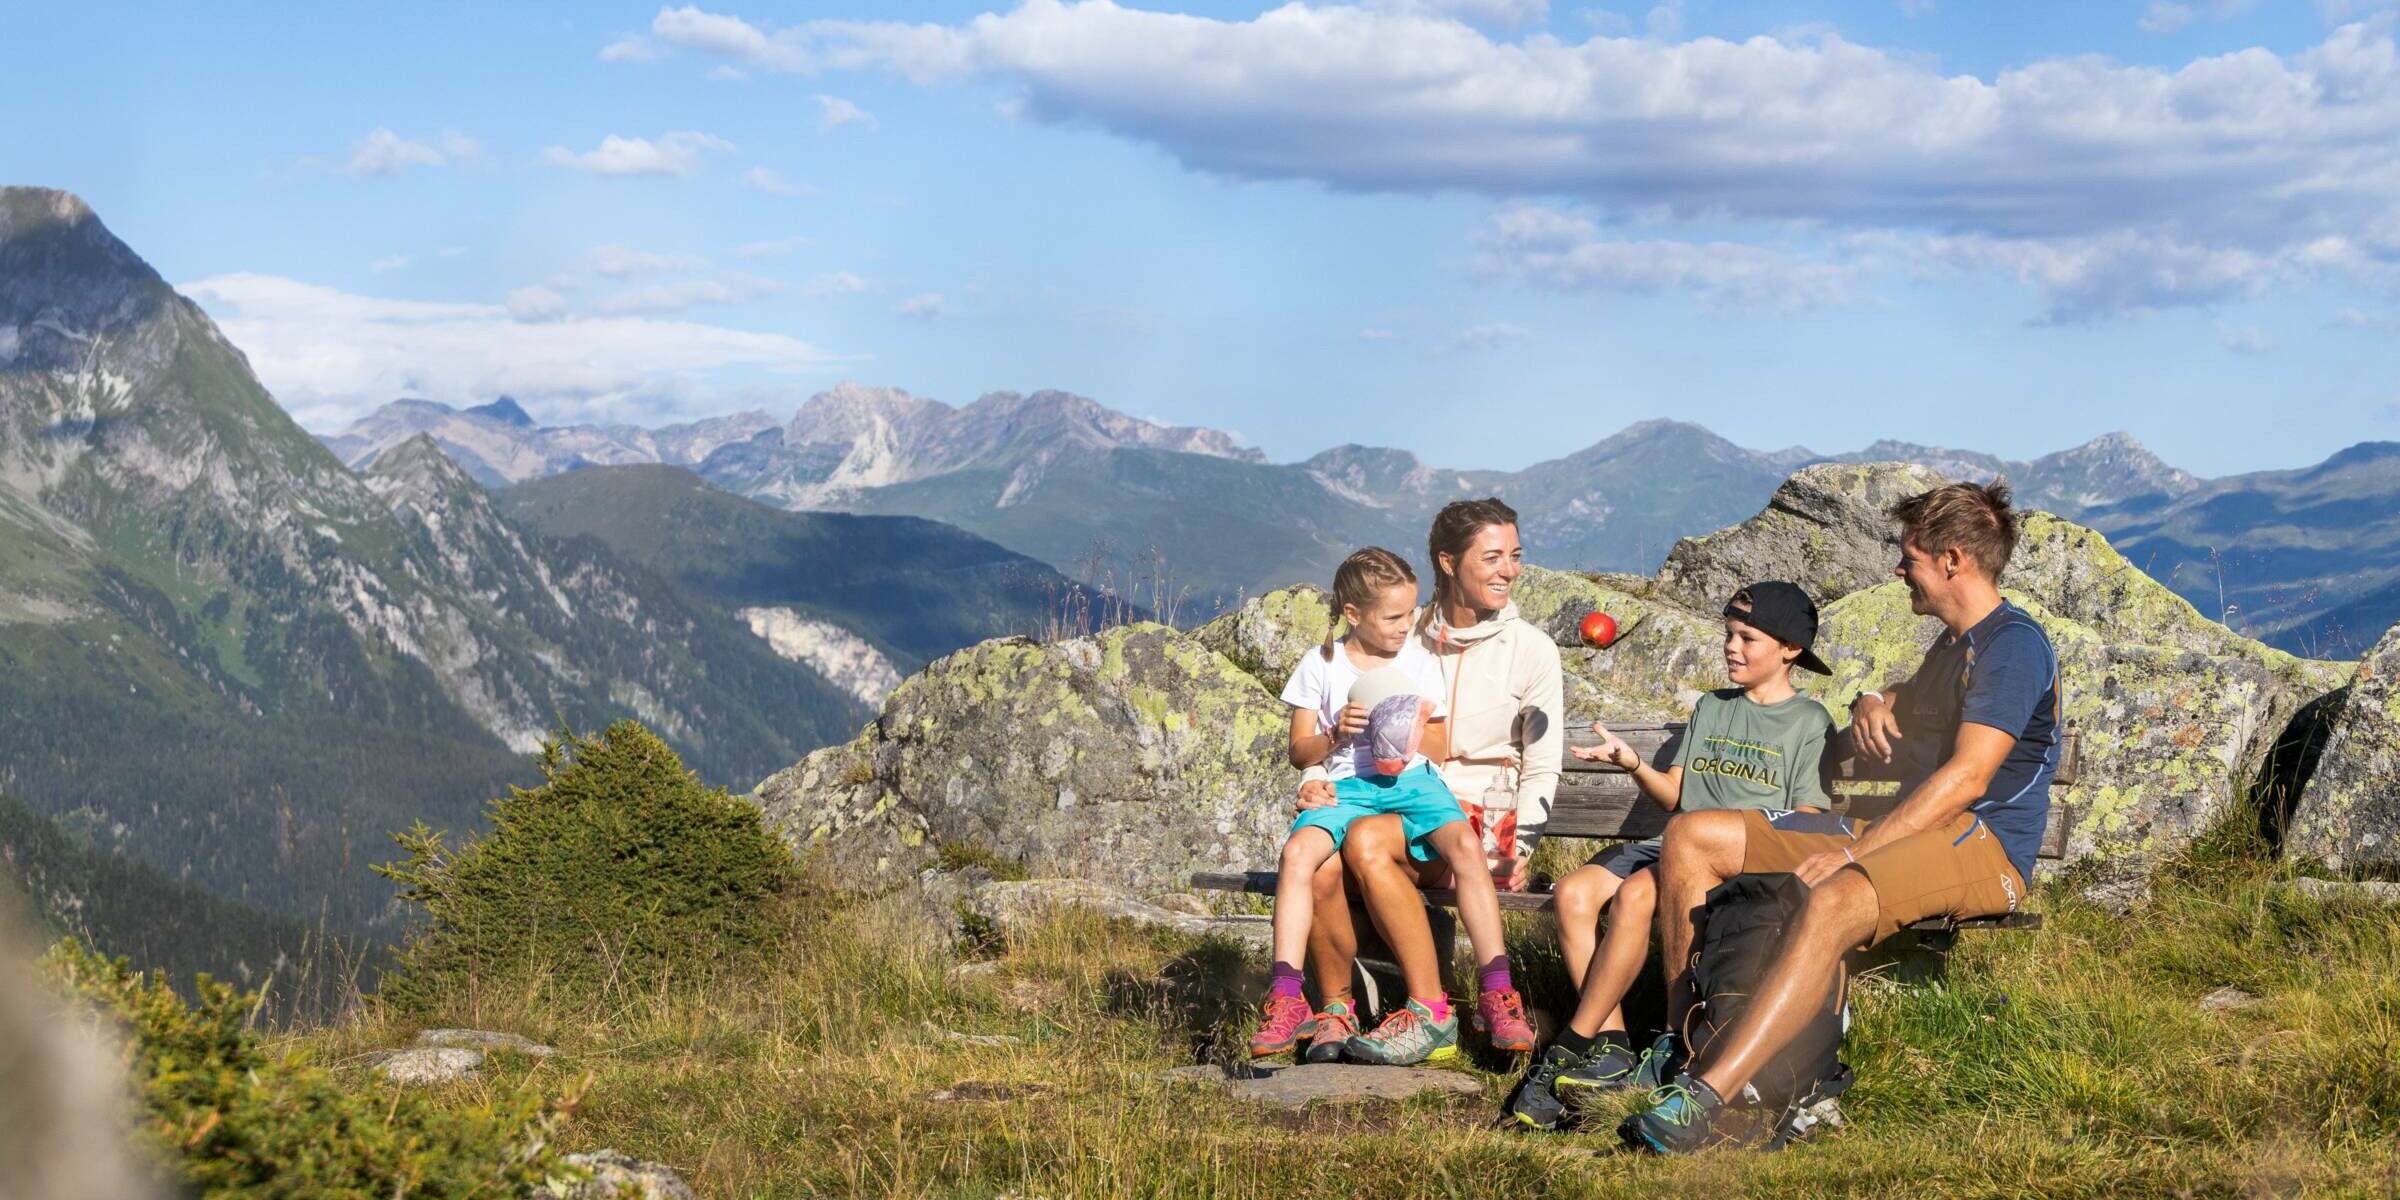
xmin=1269 ymin=961 xmax=1306 ymax=1001
xmin=1479 ymin=955 xmax=1515 ymax=995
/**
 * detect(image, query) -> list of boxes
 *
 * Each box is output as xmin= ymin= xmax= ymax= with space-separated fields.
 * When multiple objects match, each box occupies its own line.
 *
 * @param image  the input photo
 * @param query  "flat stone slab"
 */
xmin=377 ymin=1046 xmax=483 ymax=1085
xmin=1160 ymin=1063 xmax=1483 ymax=1108
xmin=2292 ymin=878 xmax=2400 ymax=906
xmin=972 ymin=880 xmax=1271 ymax=950
xmin=550 ymin=1150 xmax=695 ymax=1200
xmin=417 ymin=1028 xmax=556 ymax=1056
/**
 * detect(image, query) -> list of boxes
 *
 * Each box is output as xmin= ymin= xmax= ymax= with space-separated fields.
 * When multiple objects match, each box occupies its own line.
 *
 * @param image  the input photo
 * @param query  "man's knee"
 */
xmin=1661 ymin=809 xmax=1744 ymax=871
xmin=1799 ymin=867 xmax=1879 ymax=947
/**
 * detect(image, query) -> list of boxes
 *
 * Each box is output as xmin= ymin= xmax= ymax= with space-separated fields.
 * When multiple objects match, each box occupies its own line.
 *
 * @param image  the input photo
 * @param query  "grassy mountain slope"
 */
xmin=496 ymin=465 xmax=1082 ymax=669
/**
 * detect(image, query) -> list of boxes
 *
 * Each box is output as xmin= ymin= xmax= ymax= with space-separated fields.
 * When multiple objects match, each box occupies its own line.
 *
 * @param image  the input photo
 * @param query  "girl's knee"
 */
xmin=1343 ymin=816 xmax=1403 ymax=861
xmin=1283 ymin=828 xmax=1336 ymax=869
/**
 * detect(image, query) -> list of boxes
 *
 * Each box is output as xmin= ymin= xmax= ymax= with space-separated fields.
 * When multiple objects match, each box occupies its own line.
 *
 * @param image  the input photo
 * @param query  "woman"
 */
xmin=1296 ymin=497 xmax=1563 ymax=1065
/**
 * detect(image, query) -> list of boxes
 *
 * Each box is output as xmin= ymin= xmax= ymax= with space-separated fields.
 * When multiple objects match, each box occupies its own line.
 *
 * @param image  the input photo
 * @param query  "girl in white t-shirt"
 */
xmin=1248 ymin=547 xmax=1515 ymax=1062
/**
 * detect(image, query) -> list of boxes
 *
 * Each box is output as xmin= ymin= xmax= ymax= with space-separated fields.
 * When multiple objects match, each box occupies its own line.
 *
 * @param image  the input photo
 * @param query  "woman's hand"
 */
xmin=1489 ymin=845 xmax=1535 ymax=892
xmin=1333 ymin=702 xmax=1369 ymax=739
xmin=1295 ymin=779 xmax=1337 ymax=811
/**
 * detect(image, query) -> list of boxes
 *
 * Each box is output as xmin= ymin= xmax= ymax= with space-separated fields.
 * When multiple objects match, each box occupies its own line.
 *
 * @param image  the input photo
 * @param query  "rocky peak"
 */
xmin=961 ymin=389 xmax=1263 ymax=463
xmin=785 ymin=382 xmax=951 ymax=447
xmin=0 ymin=186 xmax=176 ymax=370
xmin=1567 ymin=419 xmax=1751 ymax=466
xmin=362 ymin=433 xmax=486 ymax=515
xmin=466 ymin=396 xmax=536 ymax=428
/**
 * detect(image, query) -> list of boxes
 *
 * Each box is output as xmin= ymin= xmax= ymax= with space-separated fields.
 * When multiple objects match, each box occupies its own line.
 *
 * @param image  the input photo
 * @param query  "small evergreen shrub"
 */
xmin=378 ymin=721 xmax=795 ymax=1012
xmin=42 ymin=939 xmax=577 ymax=1198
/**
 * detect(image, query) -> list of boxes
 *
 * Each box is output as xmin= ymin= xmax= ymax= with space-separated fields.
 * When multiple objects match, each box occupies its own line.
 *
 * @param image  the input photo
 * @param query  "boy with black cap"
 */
xmin=1507 ymin=580 xmax=1837 ymax=1131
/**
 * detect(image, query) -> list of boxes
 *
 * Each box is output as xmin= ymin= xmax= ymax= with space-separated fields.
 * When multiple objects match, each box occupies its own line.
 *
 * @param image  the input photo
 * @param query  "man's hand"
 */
xmin=1796 ymin=849 xmax=1855 ymax=887
xmin=1295 ymin=779 xmax=1337 ymax=811
xmin=1334 ymin=702 xmax=1369 ymax=739
xmin=1850 ymin=692 xmax=1903 ymax=764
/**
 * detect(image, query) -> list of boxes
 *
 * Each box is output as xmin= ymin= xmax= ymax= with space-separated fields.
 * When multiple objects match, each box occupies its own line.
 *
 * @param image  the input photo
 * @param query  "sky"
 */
xmin=8 ymin=1 xmax=2400 ymax=478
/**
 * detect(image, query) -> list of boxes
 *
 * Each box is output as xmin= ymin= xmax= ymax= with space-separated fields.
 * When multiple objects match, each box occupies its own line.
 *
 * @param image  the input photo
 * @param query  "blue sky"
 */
xmin=8 ymin=1 xmax=2400 ymax=477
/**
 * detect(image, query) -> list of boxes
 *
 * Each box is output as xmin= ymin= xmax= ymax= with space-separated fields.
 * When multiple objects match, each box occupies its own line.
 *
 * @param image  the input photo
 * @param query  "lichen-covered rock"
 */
xmin=754 ymin=730 xmax=936 ymax=887
xmin=1813 ymin=582 xmax=2339 ymax=874
xmin=375 ymin=1046 xmax=482 ymax=1085
xmin=551 ymin=1150 xmax=696 ymax=1200
xmin=1654 ymin=462 xmax=1947 ymax=612
xmin=1192 ymin=585 xmax=1332 ymax=693
xmin=1512 ymin=565 xmax=1726 ymax=723
xmin=2287 ymin=624 xmax=2400 ymax=872
xmin=764 ymin=625 xmax=1295 ymax=896
xmin=968 ymin=879 xmax=1271 ymax=950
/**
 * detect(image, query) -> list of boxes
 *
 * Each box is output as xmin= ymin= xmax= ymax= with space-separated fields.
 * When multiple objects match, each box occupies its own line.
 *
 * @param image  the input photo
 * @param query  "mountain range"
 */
xmin=330 ymin=385 xmax=2336 ymax=645
xmin=0 ymin=187 xmax=1069 ymax=934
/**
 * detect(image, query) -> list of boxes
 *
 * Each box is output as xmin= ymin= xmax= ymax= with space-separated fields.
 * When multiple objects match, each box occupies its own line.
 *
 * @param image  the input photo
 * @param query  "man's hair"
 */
xmin=1890 ymin=480 xmax=2020 ymax=580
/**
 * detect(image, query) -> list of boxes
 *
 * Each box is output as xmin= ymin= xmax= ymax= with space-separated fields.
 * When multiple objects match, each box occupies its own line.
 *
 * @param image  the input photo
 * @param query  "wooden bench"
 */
xmin=1193 ymin=723 xmax=2080 ymax=934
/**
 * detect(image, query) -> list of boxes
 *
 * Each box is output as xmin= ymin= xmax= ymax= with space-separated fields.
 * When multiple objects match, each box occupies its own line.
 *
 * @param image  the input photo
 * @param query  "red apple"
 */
xmin=1579 ymin=610 xmax=1619 ymax=649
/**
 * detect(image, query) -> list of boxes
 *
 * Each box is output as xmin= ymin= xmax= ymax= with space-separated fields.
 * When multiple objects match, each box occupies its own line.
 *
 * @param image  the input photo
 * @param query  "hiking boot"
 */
xmin=1342 ymin=998 xmax=1458 ymax=1065
xmin=1303 ymin=1000 xmax=1359 ymax=1065
xmin=1247 ymin=995 xmax=1317 ymax=1059
xmin=1475 ymin=988 xmax=1537 ymax=1053
xmin=1629 ymin=1031 xmax=1683 ymax=1091
xmin=1505 ymin=1043 xmax=1589 ymax=1131
xmin=1551 ymin=1036 xmax=1642 ymax=1097
xmin=1619 ymin=1073 xmax=1730 ymax=1156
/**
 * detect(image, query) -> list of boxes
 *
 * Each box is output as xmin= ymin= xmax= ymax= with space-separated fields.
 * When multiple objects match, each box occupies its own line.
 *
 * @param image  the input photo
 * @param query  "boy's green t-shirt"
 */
xmin=1671 ymin=688 xmax=1837 ymax=812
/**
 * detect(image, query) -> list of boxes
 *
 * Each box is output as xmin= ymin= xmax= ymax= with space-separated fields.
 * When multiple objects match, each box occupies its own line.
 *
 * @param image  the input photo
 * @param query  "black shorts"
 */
xmin=1588 ymin=836 xmax=1663 ymax=878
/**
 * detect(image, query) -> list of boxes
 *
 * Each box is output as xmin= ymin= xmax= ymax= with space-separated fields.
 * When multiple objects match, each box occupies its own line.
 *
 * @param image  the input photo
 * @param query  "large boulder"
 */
xmin=1192 ymin=585 xmax=1331 ymax=693
xmin=1654 ymin=462 xmax=1946 ymax=612
xmin=2286 ymin=624 xmax=2400 ymax=872
xmin=761 ymin=624 xmax=1294 ymax=895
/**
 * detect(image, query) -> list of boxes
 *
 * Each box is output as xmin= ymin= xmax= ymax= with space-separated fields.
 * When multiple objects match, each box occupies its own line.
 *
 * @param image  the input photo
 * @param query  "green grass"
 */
xmin=273 ymin=826 xmax=2400 ymax=1198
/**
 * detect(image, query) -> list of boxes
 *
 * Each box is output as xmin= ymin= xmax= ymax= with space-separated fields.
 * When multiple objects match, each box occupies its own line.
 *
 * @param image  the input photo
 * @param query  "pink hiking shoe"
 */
xmin=1477 ymin=987 xmax=1537 ymax=1053
xmin=1249 ymin=994 xmax=1318 ymax=1059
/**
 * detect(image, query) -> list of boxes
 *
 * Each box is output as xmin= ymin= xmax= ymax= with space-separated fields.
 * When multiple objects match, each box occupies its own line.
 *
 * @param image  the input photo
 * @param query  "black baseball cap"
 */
xmin=1724 ymin=581 xmax=1831 ymax=675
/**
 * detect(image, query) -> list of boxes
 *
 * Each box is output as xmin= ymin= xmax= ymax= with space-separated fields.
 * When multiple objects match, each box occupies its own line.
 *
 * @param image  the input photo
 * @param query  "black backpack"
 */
xmin=1684 ymin=873 xmax=1853 ymax=1140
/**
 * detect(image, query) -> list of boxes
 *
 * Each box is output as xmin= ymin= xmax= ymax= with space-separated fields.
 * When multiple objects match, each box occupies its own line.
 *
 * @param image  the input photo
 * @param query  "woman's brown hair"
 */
xmin=1320 ymin=547 xmax=1418 ymax=661
xmin=1421 ymin=497 xmax=1519 ymax=632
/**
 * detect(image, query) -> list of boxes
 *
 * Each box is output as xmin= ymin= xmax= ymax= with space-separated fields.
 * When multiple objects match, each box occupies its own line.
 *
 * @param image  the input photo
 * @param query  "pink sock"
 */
xmin=1479 ymin=955 xmax=1515 ymax=995
xmin=1269 ymin=961 xmax=1305 ymax=1001
xmin=1414 ymin=993 xmax=1451 ymax=1022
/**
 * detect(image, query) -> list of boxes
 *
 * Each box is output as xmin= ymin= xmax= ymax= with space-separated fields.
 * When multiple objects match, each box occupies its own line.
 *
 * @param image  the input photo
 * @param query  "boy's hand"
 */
xmin=1295 ymin=779 xmax=1337 ymax=811
xmin=1850 ymin=693 xmax=1903 ymax=764
xmin=1569 ymin=724 xmax=1639 ymax=771
xmin=1334 ymin=702 xmax=1369 ymax=739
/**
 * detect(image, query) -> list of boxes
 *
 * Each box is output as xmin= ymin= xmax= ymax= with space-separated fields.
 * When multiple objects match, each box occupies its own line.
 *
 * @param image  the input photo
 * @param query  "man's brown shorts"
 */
xmin=1737 ymin=809 xmax=2027 ymax=945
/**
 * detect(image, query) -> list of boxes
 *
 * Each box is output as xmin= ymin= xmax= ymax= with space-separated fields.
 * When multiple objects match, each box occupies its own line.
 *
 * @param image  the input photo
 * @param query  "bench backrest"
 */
xmin=1548 ymin=723 xmax=2080 ymax=859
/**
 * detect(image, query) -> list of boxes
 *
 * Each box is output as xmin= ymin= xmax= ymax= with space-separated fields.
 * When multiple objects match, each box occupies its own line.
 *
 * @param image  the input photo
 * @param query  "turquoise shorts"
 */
xmin=1290 ymin=764 xmax=1467 ymax=863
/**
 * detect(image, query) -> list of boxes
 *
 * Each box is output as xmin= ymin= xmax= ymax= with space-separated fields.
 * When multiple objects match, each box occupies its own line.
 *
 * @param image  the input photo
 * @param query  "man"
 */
xmin=1624 ymin=480 xmax=2062 ymax=1154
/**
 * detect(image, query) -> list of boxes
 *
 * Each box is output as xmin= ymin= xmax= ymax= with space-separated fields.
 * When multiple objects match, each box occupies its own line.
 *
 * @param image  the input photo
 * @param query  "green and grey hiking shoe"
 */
xmin=1343 ymin=998 xmax=1458 ymax=1065
xmin=1303 ymin=1000 xmax=1359 ymax=1065
xmin=1619 ymin=1073 xmax=1730 ymax=1156
xmin=1551 ymin=1037 xmax=1642 ymax=1098
xmin=1629 ymin=1032 xmax=1683 ymax=1091
xmin=1506 ymin=1043 xmax=1590 ymax=1130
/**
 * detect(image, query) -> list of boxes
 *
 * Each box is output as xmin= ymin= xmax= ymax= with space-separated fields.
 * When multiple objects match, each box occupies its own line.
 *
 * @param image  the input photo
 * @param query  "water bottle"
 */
xmin=1480 ymin=762 xmax=1520 ymax=881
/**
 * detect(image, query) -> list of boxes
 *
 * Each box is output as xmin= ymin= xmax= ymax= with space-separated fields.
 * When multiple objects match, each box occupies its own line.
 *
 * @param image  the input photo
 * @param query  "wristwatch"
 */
xmin=1853 ymin=690 xmax=1886 ymax=707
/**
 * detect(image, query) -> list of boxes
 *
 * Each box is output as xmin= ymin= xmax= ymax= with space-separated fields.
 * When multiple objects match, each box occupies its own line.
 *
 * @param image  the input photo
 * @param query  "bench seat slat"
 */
xmin=1187 ymin=870 xmax=2043 ymax=932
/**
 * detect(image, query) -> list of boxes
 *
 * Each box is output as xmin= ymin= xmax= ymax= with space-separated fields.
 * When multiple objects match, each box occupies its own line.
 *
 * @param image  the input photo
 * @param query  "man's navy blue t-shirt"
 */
xmin=1892 ymin=600 xmax=2062 ymax=882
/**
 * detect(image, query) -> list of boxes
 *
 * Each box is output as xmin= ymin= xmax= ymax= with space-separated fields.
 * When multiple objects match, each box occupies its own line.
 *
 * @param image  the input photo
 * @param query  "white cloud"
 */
xmin=600 ymin=34 xmax=660 ymax=61
xmin=538 ymin=130 xmax=732 ymax=177
xmin=737 ymin=236 xmax=809 ymax=259
xmin=1364 ymin=0 xmax=1549 ymax=28
xmin=344 ymin=128 xmax=479 ymax=177
xmin=807 ymin=271 xmax=871 ymax=297
xmin=1452 ymin=322 xmax=1532 ymax=351
xmin=2139 ymin=0 xmax=2252 ymax=34
xmin=651 ymin=5 xmax=813 ymax=69
xmin=1477 ymin=206 xmax=1857 ymax=313
xmin=184 ymin=273 xmax=845 ymax=429
xmin=743 ymin=166 xmax=819 ymax=197
xmin=2214 ymin=322 xmax=2275 ymax=353
xmin=589 ymin=244 xmax=709 ymax=278
xmin=507 ymin=286 xmax=570 ymax=322
xmin=814 ymin=93 xmax=876 ymax=130
xmin=592 ymin=273 xmax=785 ymax=315
xmin=370 ymin=254 xmax=411 ymax=273
xmin=723 ymin=4 xmax=2400 ymax=318
xmin=1644 ymin=1 xmax=1684 ymax=38
xmin=891 ymin=292 xmax=944 ymax=318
